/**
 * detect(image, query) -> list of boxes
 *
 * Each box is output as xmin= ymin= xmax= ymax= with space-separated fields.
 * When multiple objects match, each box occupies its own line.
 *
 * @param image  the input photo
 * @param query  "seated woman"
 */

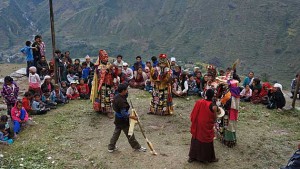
xmin=250 ymin=78 xmax=262 ymax=104
xmin=240 ymin=85 xmax=252 ymax=102
xmin=129 ymin=67 xmax=147 ymax=89
xmin=267 ymin=83 xmax=286 ymax=111
xmin=11 ymin=100 xmax=29 ymax=138
xmin=172 ymin=74 xmax=188 ymax=97
xmin=41 ymin=75 xmax=54 ymax=94
xmin=187 ymin=74 xmax=200 ymax=96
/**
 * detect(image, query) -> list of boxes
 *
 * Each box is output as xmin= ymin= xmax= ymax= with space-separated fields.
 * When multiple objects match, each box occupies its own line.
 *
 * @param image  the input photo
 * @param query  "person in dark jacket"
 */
xmin=41 ymin=75 xmax=54 ymax=94
xmin=108 ymin=83 xmax=146 ymax=153
xmin=281 ymin=143 xmax=300 ymax=169
xmin=36 ymin=56 xmax=49 ymax=79
xmin=267 ymin=83 xmax=286 ymax=111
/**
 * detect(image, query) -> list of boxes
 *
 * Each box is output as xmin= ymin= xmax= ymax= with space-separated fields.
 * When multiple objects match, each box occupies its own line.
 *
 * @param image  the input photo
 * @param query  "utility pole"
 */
xmin=292 ymin=72 xmax=300 ymax=109
xmin=49 ymin=0 xmax=58 ymax=83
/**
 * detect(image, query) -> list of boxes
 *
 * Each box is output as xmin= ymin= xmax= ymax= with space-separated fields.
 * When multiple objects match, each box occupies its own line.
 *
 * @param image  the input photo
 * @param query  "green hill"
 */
xmin=0 ymin=0 xmax=299 ymax=86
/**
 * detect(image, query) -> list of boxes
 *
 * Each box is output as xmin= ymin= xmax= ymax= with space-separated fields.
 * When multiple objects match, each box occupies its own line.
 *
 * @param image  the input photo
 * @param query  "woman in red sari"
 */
xmin=189 ymin=89 xmax=220 ymax=163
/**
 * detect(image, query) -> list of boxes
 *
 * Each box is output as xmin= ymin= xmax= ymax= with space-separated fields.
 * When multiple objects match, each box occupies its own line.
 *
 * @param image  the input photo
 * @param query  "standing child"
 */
xmin=77 ymin=78 xmax=90 ymax=99
xmin=28 ymin=66 xmax=42 ymax=95
xmin=81 ymin=62 xmax=91 ymax=82
xmin=32 ymin=94 xmax=50 ymax=115
xmin=20 ymin=41 xmax=36 ymax=77
xmin=11 ymin=101 xmax=29 ymax=138
xmin=1 ymin=76 xmax=19 ymax=116
xmin=66 ymin=81 xmax=80 ymax=100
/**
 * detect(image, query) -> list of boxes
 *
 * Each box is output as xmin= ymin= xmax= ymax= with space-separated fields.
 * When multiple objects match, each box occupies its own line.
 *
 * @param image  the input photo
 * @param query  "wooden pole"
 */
xmin=292 ymin=72 xmax=300 ymax=109
xmin=49 ymin=0 xmax=58 ymax=84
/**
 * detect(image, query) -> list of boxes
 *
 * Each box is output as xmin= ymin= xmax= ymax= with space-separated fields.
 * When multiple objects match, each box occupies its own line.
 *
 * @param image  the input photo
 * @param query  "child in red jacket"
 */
xmin=77 ymin=78 xmax=90 ymax=99
xmin=22 ymin=92 xmax=33 ymax=114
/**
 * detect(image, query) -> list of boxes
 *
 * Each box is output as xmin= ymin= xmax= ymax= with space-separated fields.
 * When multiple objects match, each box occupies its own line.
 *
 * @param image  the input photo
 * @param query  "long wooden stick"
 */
xmin=130 ymin=100 xmax=157 ymax=155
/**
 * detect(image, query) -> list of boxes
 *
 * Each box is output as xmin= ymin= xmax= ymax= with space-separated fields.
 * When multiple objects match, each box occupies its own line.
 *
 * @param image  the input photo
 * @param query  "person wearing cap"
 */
xmin=41 ymin=75 xmax=54 ymax=94
xmin=28 ymin=66 xmax=42 ymax=95
xmin=189 ymin=89 xmax=221 ymax=163
xmin=66 ymin=81 xmax=80 ymax=100
xmin=170 ymin=57 xmax=177 ymax=71
xmin=113 ymin=55 xmax=124 ymax=68
xmin=122 ymin=62 xmax=133 ymax=82
xmin=149 ymin=54 xmax=174 ymax=115
xmin=82 ymin=55 xmax=94 ymax=69
xmin=267 ymin=83 xmax=286 ymax=111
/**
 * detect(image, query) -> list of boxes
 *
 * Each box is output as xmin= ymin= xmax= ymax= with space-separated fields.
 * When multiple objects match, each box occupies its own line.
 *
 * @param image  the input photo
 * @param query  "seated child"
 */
xmin=50 ymin=85 xmax=68 ymax=104
xmin=67 ymin=71 xmax=79 ymax=84
xmin=0 ymin=115 xmax=12 ymax=139
xmin=22 ymin=92 xmax=33 ymax=114
xmin=0 ymin=123 xmax=13 ymax=145
xmin=11 ymin=100 xmax=29 ymax=138
xmin=77 ymin=78 xmax=90 ymax=99
xmin=187 ymin=74 xmax=199 ymax=96
xmin=42 ymin=89 xmax=57 ymax=109
xmin=60 ymin=81 xmax=69 ymax=97
xmin=240 ymin=85 xmax=252 ymax=102
xmin=66 ymin=81 xmax=80 ymax=100
xmin=32 ymin=94 xmax=49 ymax=115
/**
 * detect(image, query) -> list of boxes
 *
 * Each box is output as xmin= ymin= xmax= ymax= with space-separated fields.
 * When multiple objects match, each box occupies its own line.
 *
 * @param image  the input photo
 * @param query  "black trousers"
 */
xmin=108 ymin=125 xmax=141 ymax=150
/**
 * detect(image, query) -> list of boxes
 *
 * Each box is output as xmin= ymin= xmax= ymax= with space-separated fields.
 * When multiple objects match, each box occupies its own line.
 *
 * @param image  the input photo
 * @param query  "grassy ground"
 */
xmin=0 ymin=88 xmax=299 ymax=169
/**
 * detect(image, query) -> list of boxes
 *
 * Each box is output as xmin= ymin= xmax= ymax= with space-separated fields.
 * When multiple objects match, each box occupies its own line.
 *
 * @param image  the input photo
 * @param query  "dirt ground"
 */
xmin=0 ymin=64 xmax=300 ymax=169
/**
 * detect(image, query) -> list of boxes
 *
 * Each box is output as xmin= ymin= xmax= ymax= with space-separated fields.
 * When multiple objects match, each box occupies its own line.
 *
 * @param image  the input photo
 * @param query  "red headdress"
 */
xmin=99 ymin=50 xmax=108 ymax=61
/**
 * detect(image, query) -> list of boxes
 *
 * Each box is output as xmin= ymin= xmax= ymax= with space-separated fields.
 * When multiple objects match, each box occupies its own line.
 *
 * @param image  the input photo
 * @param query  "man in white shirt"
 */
xmin=113 ymin=55 xmax=124 ymax=68
xmin=122 ymin=62 xmax=133 ymax=82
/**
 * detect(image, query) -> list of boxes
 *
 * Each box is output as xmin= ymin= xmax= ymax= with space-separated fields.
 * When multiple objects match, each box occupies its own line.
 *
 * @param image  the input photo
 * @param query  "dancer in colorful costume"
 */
xmin=148 ymin=54 xmax=173 ymax=115
xmin=91 ymin=50 xmax=117 ymax=118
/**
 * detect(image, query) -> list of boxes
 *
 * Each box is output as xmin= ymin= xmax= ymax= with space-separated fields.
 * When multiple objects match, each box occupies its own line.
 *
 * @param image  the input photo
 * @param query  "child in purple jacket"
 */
xmin=1 ymin=76 xmax=19 ymax=116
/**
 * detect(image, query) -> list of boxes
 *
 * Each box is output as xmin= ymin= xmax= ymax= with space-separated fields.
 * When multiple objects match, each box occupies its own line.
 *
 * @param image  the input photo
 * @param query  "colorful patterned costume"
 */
xmin=91 ymin=50 xmax=117 ymax=116
xmin=215 ymin=78 xmax=240 ymax=148
xmin=149 ymin=54 xmax=173 ymax=115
